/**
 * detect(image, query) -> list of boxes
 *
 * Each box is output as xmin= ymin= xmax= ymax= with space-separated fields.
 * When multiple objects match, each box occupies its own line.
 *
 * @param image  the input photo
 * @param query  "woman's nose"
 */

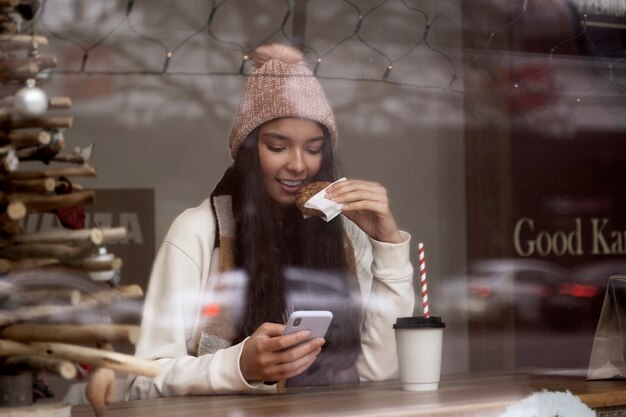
xmin=286 ymin=150 xmax=306 ymax=173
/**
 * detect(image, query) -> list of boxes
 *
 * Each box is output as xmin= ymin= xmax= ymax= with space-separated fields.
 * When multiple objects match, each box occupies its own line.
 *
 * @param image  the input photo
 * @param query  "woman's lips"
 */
xmin=278 ymin=179 xmax=305 ymax=193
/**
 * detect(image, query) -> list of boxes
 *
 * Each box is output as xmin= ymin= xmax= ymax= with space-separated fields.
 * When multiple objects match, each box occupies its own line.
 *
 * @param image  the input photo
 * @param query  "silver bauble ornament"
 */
xmin=14 ymin=79 xmax=48 ymax=117
xmin=87 ymin=246 xmax=117 ymax=283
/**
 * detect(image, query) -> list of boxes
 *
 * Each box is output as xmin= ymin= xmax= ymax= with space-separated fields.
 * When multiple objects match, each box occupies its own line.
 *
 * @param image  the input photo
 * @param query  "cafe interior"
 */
xmin=0 ymin=0 xmax=625 ymax=416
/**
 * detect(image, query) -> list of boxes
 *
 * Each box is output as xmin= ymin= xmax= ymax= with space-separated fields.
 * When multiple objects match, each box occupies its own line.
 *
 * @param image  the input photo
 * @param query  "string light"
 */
xmin=313 ymin=57 xmax=322 ymax=75
xmin=27 ymin=0 xmax=621 ymax=104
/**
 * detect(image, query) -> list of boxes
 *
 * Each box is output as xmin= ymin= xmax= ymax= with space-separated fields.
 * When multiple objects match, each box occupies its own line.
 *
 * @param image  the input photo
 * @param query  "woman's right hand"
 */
xmin=239 ymin=322 xmax=325 ymax=383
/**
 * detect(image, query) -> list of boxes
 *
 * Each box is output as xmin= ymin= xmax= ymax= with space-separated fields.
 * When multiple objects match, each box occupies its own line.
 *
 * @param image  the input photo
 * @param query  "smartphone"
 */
xmin=283 ymin=310 xmax=333 ymax=340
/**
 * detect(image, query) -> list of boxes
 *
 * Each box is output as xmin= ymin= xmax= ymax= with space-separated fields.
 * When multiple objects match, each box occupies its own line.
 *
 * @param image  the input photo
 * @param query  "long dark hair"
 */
xmin=230 ymin=125 xmax=362 ymax=381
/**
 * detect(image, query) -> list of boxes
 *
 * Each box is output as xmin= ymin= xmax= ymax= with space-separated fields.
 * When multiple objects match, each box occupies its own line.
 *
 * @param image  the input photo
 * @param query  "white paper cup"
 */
xmin=393 ymin=316 xmax=445 ymax=391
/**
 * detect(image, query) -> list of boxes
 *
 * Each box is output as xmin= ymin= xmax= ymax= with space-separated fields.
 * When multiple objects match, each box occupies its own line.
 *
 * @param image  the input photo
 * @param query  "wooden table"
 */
xmin=71 ymin=372 xmax=626 ymax=417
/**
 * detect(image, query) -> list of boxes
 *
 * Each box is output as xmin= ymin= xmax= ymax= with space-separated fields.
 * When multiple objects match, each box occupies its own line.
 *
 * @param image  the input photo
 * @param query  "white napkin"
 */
xmin=303 ymin=177 xmax=347 ymax=222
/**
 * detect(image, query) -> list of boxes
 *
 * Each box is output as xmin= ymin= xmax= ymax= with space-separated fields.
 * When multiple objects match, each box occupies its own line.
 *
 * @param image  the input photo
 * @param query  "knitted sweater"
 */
xmin=127 ymin=198 xmax=414 ymax=399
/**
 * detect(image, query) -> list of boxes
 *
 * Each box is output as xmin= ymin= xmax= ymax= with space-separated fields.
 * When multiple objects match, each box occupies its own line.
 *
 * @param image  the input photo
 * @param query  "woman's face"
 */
xmin=258 ymin=117 xmax=325 ymax=212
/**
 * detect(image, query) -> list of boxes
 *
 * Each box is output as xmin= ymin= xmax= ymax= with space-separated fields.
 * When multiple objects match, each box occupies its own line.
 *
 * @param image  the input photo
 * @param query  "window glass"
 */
xmin=12 ymin=0 xmax=626 ymax=389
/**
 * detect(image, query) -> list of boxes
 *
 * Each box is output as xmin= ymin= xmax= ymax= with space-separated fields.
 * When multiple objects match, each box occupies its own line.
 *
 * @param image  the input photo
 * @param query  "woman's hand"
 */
xmin=86 ymin=368 xmax=116 ymax=417
xmin=240 ymin=322 xmax=325 ymax=383
xmin=325 ymin=179 xmax=404 ymax=244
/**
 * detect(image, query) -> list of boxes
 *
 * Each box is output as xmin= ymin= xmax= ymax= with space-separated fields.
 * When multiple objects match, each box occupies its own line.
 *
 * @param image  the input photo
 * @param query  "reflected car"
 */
xmin=568 ymin=260 xmax=626 ymax=329
xmin=437 ymin=259 xmax=595 ymax=330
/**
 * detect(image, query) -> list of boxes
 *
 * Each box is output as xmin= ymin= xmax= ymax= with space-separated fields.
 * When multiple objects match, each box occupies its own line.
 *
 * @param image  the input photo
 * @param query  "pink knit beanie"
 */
xmin=228 ymin=43 xmax=337 ymax=159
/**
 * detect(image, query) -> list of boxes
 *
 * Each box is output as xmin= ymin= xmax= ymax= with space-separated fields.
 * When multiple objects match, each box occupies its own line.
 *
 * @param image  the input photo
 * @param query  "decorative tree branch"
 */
xmin=1 ymin=324 xmax=140 ymax=345
xmin=0 ymin=165 xmax=95 ymax=180
xmin=0 ymin=129 xmax=51 ymax=149
xmin=0 ymin=178 xmax=55 ymax=194
xmin=6 ymin=116 xmax=72 ymax=130
xmin=0 ymin=339 xmax=160 ymax=378
xmin=0 ymin=35 xmax=48 ymax=51
xmin=0 ymin=285 xmax=143 ymax=326
xmin=12 ymin=227 xmax=127 ymax=245
xmin=2 ymin=356 xmax=77 ymax=379
xmin=3 ymin=189 xmax=95 ymax=212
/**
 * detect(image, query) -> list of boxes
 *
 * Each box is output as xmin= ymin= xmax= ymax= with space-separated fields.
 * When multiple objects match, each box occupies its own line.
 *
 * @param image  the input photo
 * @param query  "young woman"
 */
xmin=127 ymin=43 xmax=414 ymax=398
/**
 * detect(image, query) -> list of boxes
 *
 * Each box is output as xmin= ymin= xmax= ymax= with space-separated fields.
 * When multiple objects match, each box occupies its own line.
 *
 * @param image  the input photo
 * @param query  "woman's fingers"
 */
xmin=240 ymin=322 xmax=325 ymax=382
xmin=253 ymin=324 xmax=313 ymax=352
xmin=262 ymin=339 xmax=324 ymax=380
xmin=86 ymin=368 xmax=116 ymax=417
xmin=341 ymin=199 xmax=389 ymax=214
xmin=326 ymin=180 xmax=386 ymax=200
xmin=327 ymin=181 xmax=388 ymax=206
xmin=325 ymin=179 xmax=403 ymax=244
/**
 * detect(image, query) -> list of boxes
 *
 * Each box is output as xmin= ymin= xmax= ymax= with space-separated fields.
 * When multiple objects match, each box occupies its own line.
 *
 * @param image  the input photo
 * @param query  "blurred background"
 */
xmin=12 ymin=0 xmax=626 ymax=384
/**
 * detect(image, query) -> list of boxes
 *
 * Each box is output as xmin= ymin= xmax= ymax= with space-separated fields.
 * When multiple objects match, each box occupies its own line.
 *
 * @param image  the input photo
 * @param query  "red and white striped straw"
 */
xmin=418 ymin=243 xmax=429 ymax=318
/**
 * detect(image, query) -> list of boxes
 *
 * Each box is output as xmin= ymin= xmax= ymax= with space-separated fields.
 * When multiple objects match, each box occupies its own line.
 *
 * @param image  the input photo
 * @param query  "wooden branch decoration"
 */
xmin=0 ymin=129 xmax=51 ymax=149
xmin=12 ymin=227 xmax=127 ymax=245
xmin=0 ymin=339 xmax=160 ymax=378
xmin=0 ymin=178 xmax=56 ymax=193
xmin=0 ymin=1 xmax=20 ymax=9
xmin=11 ymin=289 xmax=81 ymax=307
xmin=7 ymin=116 xmax=73 ymax=130
xmin=15 ymin=134 xmax=64 ymax=161
xmin=0 ymin=96 xmax=70 ymax=110
xmin=0 ymin=285 xmax=143 ymax=326
xmin=55 ymin=179 xmax=83 ymax=192
xmin=43 ymin=152 xmax=87 ymax=164
xmin=83 ymin=284 xmax=143 ymax=304
xmin=0 ymin=302 xmax=98 ymax=327
xmin=2 ymin=356 xmax=77 ymax=379
xmin=6 ymin=189 xmax=95 ymax=212
xmin=0 ymin=241 xmax=94 ymax=262
xmin=0 ymin=61 xmax=38 ymax=81
xmin=0 ymin=35 xmax=48 ymax=51
xmin=0 ymin=55 xmax=56 ymax=75
xmin=0 ymin=256 xmax=122 ymax=274
xmin=0 ymin=146 xmax=17 ymax=172
xmin=1 ymin=199 xmax=26 ymax=220
xmin=1 ymin=324 xmax=140 ymax=346
xmin=0 ymin=21 xmax=17 ymax=35
xmin=0 ymin=165 xmax=95 ymax=180
xmin=81 ymin=256 xmax=122 ymax=272
xmin=0 ymin=257 xmax=58 ymax=274
xmin=0 ymin=200 xmax=26 ymax=235
xmin=0 ymin=9 xmax=157 ymax=408
xmin=48 ymin=97 xmax=71 ymax=109
xmin=0 ymin=219 xmax=20 ymax=236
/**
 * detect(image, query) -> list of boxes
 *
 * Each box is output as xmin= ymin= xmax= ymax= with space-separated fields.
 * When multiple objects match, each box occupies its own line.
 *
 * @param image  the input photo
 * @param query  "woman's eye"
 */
xmin=307 ymin=148 xmax=322 ymax=155
xmin=267 ymin=145 xmax=284 ymax=153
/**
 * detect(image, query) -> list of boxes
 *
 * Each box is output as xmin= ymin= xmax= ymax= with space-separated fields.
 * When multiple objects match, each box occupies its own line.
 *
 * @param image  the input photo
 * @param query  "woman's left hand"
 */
xmin=325 ymin=179 xmax=404 ymax=244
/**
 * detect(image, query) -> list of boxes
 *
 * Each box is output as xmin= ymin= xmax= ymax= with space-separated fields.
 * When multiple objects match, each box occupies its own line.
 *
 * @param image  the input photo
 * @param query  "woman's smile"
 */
xmin=278 ymin=179 xmax=305 ymax=193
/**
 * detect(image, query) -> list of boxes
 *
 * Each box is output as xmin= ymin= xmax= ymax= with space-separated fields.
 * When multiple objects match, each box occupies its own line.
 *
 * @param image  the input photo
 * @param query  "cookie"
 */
xmin=295 ymin=181 xmax=331 ymax=217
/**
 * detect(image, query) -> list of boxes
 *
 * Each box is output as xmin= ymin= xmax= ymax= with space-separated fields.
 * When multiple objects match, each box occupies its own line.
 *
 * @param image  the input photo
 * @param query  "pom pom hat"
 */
xmin=228 ymin=43 xmax=337 ymax=159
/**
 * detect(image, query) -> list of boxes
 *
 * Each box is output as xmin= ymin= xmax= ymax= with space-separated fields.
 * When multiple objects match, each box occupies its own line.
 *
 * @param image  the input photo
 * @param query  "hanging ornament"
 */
xmin=14 ymin=78 xmax=48 ymax=117
xmin=87 ymin=246 xmax=118 ymax=283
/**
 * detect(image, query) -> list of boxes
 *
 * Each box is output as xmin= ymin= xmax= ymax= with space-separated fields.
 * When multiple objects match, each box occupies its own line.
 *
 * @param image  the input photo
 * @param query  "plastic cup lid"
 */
xmin=393 ymin=316 xmax=446 ymax=329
